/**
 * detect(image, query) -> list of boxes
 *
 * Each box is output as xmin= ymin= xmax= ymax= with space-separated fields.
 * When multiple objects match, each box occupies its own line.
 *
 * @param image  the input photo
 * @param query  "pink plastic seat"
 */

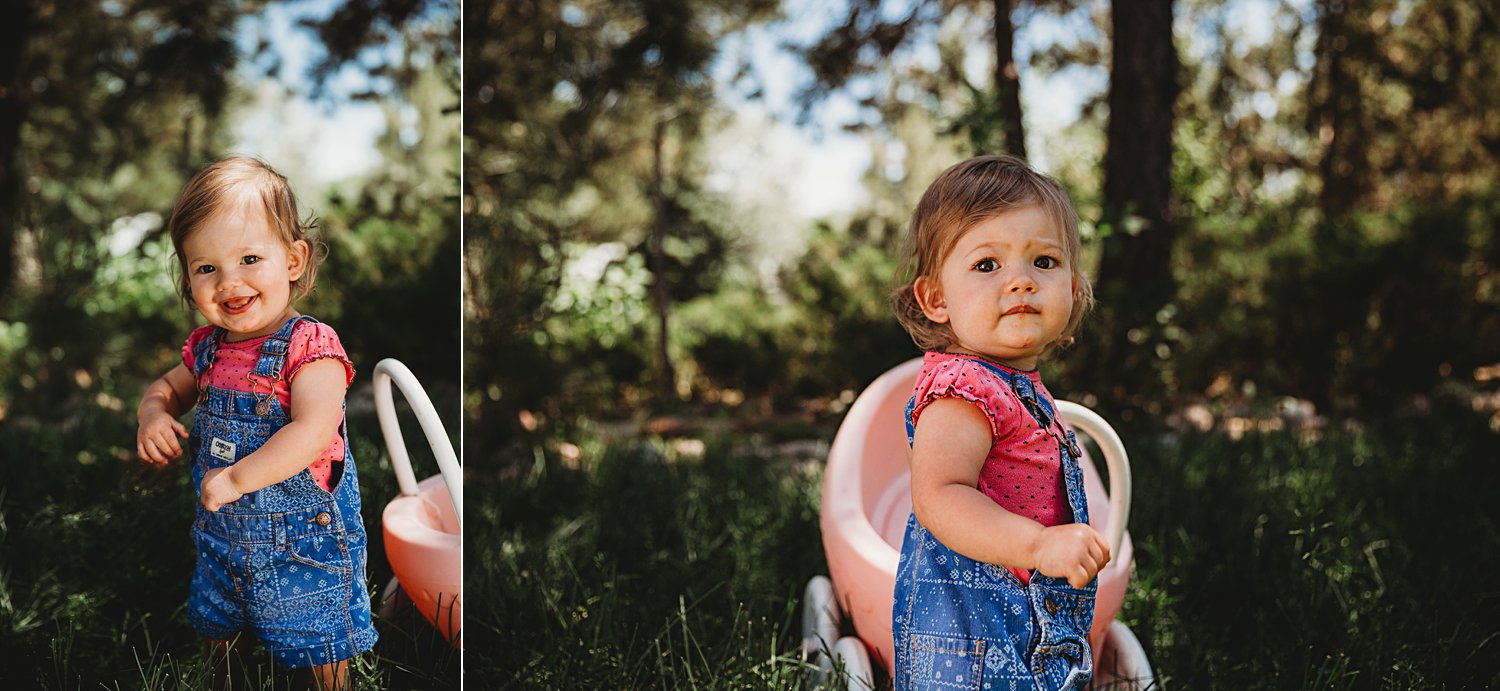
xmin=374 ymin=359 xmax=463 ymax=647
xmin=820 ymin=357 xmax=1134 ymax=674
xmin=382 ymin=474 xmax=462 ymax=643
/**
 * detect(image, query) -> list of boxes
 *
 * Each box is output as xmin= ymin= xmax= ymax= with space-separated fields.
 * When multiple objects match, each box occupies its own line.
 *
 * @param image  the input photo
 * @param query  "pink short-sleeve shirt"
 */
xmin=909 ymin=351 xmax=1072 ymax=584
xmin=181 ymin=320 xmax=356 ymax=492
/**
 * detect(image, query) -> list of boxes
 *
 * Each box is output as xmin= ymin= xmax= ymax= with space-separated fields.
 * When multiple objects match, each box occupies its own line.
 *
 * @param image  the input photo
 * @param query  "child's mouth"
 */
xmin=221 ymin=295 xmax=255 ymax=314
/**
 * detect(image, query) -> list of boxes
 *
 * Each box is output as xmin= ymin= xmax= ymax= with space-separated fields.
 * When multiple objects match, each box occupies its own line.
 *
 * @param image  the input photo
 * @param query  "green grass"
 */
xmin=468 ymin=403 xmax=1500 ymax=689
xmin=1118 ymin=406 xmax=1500 ymax=688
xmin=466 ymin=432 xmax=829 ymax=688
xmin=0 ymin=388 xmax=461 ymax=689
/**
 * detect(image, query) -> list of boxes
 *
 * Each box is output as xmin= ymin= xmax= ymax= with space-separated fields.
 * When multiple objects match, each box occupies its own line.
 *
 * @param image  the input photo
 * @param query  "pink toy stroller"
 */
xmin=373 ymin=359 xmax=462 ymax=647
xmin=804 ymin=357 xmax=1153 ymax=688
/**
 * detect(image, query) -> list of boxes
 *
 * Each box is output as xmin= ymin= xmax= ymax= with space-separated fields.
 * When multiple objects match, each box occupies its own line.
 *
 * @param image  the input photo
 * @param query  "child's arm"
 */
xmin=137 ymin=364 xmax=198 ymax=465
xmin=910 ymin=397 xmax=1111 ymax=588
xmin=198 ymin=359 xmax=348 ymax=512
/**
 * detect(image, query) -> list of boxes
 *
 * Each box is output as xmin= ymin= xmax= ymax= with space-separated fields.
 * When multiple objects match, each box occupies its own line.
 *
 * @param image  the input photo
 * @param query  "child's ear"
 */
xmin=914 ymin=276 xmax=950 ymax=324
xmin=286 ymin=240 xmax=310 ymax=281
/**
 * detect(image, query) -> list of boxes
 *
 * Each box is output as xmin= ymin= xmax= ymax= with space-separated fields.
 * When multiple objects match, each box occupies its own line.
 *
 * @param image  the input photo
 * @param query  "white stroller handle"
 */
xmin=1056 ymin=400 xmax=1131 ymax=557
xmin=373 ymin=358 xmax=462 ymax=528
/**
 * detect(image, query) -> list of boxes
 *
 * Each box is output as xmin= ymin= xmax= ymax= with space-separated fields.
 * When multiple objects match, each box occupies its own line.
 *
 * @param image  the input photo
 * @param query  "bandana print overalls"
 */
xmin=893 ymin=360 xmax=1096 ymax=691
xmin=186 ymin=315 xmax=378 ymax=668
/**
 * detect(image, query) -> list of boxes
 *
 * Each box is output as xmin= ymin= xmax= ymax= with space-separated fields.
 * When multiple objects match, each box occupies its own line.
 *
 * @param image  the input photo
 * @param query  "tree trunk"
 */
xmin=650 ymin=115 xmax=676 ymax=402
xmin=1089 ymin=0 xmax=1179 ymax=411
xmin=992 ymin=0 xmax=1026 ymax=159
xmin=1312 ymin=0 xmax=1366 ymax=220
xmin=0 ymin=0 xmax=30 ymax=298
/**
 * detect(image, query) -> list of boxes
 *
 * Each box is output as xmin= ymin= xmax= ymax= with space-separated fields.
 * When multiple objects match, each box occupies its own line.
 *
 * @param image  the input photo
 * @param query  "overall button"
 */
xmin=1044 ymin=597 xmax=1060 ymax=615
xmin=313 ymin=512 xmax=332 ymax=527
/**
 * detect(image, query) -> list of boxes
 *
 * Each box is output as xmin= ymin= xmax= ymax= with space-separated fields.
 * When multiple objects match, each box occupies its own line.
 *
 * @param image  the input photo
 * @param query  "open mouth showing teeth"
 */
xmin=223 ymin=296 xmax=254 ymax=311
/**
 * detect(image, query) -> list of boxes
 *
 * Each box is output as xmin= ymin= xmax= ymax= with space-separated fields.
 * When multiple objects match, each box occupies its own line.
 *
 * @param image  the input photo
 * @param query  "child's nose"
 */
xmin=213 ymin=269 xmax=243 ymax=292
xmin=1006 ymin=270 xmax=1038 ymax=293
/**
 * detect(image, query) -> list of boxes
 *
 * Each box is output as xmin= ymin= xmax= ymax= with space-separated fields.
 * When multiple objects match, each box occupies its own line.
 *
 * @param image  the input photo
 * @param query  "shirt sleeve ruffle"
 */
xmin=179 ymin=325 xmax=218 ymax=373
xmin=908 ymin=358 xmax=1020 ymax=443
xmin=285 ymin=321 xmax=356 ymax=388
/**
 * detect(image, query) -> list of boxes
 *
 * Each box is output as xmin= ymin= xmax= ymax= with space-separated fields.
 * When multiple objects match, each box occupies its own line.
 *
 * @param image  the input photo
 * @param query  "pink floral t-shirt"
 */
xmin=181 ymin=320 xmax=356 ymax=492
xmin=909 ymin=351 xmax=1072 ymax=584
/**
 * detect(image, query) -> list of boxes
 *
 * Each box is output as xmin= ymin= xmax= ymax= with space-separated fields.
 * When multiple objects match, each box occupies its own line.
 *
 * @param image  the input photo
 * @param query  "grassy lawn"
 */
xmin=467 ymin=426 xmax=829 ymax=689
xmin=1119 ymin=406 xmax=1500 ymax=688
xmin=0 ymin=386 xmax=461 ymax=689
xmin=468 ymin=402 xmax=1500 ymax=689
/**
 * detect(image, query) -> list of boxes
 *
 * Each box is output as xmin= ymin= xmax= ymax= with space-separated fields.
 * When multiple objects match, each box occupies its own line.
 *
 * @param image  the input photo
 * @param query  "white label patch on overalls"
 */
xmin=210 ymin=438 xmax=237 ymax=463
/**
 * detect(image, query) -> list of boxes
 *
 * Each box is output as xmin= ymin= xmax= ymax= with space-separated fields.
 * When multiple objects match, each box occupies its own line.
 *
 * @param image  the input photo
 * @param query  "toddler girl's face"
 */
xmin=181 ymin=200 xmax=309 ymax=341
xmin=915 ymin=204 xmax=1075 ymax=370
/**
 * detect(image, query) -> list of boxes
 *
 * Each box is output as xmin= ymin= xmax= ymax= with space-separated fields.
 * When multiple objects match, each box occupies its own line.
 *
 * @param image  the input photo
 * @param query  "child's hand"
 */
xmin=137 ymin=410 xmax=189 ymax=465
xmin=200 ymin=467 xmax=244 ymax=512
xmin=1033 ymin=523 xmax=1111 ymax=588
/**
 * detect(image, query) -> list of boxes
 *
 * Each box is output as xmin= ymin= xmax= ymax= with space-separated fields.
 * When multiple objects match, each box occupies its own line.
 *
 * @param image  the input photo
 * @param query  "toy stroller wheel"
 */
xmin=378 ymin=575 xmax=412 ymax=620
xmin=802 ymin=576 xmax=840 ymax=659
xmin=832 ymin=636 xmax=874 ymax=690
xmin=1094 ymin=620 xmax=1156 ymax=690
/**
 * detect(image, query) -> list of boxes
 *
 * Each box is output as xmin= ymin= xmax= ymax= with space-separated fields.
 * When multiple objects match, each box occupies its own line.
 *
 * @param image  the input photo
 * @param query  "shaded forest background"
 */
xmin=465 ymin=1 xmax=1500 ymax=685
xmin=466 ymin=0 xmax=1500 ymax=442
xmin=0 ymin=1 xmax=460 ymax=686
xmin=0 ymin=0 xmax=461 ymax=408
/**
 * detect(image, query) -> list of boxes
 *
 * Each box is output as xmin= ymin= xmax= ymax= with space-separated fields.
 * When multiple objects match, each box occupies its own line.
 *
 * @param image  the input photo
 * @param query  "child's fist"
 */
xmin=137 ymin=412 xmax=189 ymax=465
xmin=200 ymin=467 xmax=244 ymax=512
xmin=1033 ymin=523 xmax=1111 ymax=588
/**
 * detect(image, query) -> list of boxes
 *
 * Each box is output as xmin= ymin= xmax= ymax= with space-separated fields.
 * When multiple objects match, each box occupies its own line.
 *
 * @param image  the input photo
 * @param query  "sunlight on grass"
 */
xmin=472 ymin=403 xmax=1500 ymax=689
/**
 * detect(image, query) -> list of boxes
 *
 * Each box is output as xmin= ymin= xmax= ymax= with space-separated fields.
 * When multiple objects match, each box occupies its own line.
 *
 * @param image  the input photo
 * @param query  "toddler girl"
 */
xmin=135 ymin=156 xmax=376 ymax=689
xmin=890 ymin=155 xmax=1110 ymax=690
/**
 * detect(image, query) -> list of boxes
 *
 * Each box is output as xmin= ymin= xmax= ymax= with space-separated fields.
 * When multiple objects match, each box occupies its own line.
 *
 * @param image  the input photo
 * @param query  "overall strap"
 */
xmin=970 ymin=360 xmax=1051 ymax=430
xmin=970 ymin=359 xmax=1082 ymax=460
xmin=252 ymin=315 xmax=321 ymax=383
xmin=191 ymin=328 xmax=225 ymax=377
xmin=903 ymin=358 xmax=1053 ymax=444
xmin=973 ymin=359 xmax=1091 ymax=530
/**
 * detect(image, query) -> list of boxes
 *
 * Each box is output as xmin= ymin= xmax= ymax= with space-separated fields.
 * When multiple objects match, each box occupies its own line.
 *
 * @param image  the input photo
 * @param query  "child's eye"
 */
xmin=194 ymin=265 xmax=215 ymax=275
xmin=242 ymin=255 xmax=260 ymax=265
xmin=1034 ymin=256 xmax=1060 ymax=270
xmin=972 ymin=258 xmax=998 ymax=272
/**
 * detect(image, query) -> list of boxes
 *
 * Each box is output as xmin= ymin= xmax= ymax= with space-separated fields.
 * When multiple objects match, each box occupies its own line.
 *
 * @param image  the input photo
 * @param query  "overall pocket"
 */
xmin=895 ymin=515 xmax=1039 ymax=689
xmin=285 ymin=531 xmax=352 ymax=577
xmin=903 ymin=633 xmax=987 ymax=691
xmin=267 ymin=530 xmax=353 ymax=607
xmin=191 ymin=526 xmax=250 ymax=595
xmin=1027 ymin=579 xmax=1095 ymax=690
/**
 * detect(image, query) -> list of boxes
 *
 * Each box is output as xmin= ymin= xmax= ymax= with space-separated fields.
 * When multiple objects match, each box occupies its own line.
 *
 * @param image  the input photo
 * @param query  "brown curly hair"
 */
xmin=891 ymin=154 xmax=1094 ymax=352
xmin=166 ymin=156 xmax=323 ymax=304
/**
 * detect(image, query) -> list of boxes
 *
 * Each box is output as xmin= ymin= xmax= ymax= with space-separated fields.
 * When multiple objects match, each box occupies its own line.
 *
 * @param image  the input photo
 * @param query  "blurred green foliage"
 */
xmin=0 ymin=0 xmax=459 ymax=420
xmin=466 ymin=0 xmax=1500 ymax=442
xmin=543 ymin=242 xmax=654 ymax=410
xmin=671 ymin=218 xmax=913 ymax=404
xmin=464 ymin=0 xmax=780 ymax=438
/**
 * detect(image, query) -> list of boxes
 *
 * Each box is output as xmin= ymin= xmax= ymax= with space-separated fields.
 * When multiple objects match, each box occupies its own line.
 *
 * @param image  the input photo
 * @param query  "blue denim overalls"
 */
xmin=893 ymin=359 xmax=1095 ymax=690
xmin=186 ymin=315 xmax=378 ymax=668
